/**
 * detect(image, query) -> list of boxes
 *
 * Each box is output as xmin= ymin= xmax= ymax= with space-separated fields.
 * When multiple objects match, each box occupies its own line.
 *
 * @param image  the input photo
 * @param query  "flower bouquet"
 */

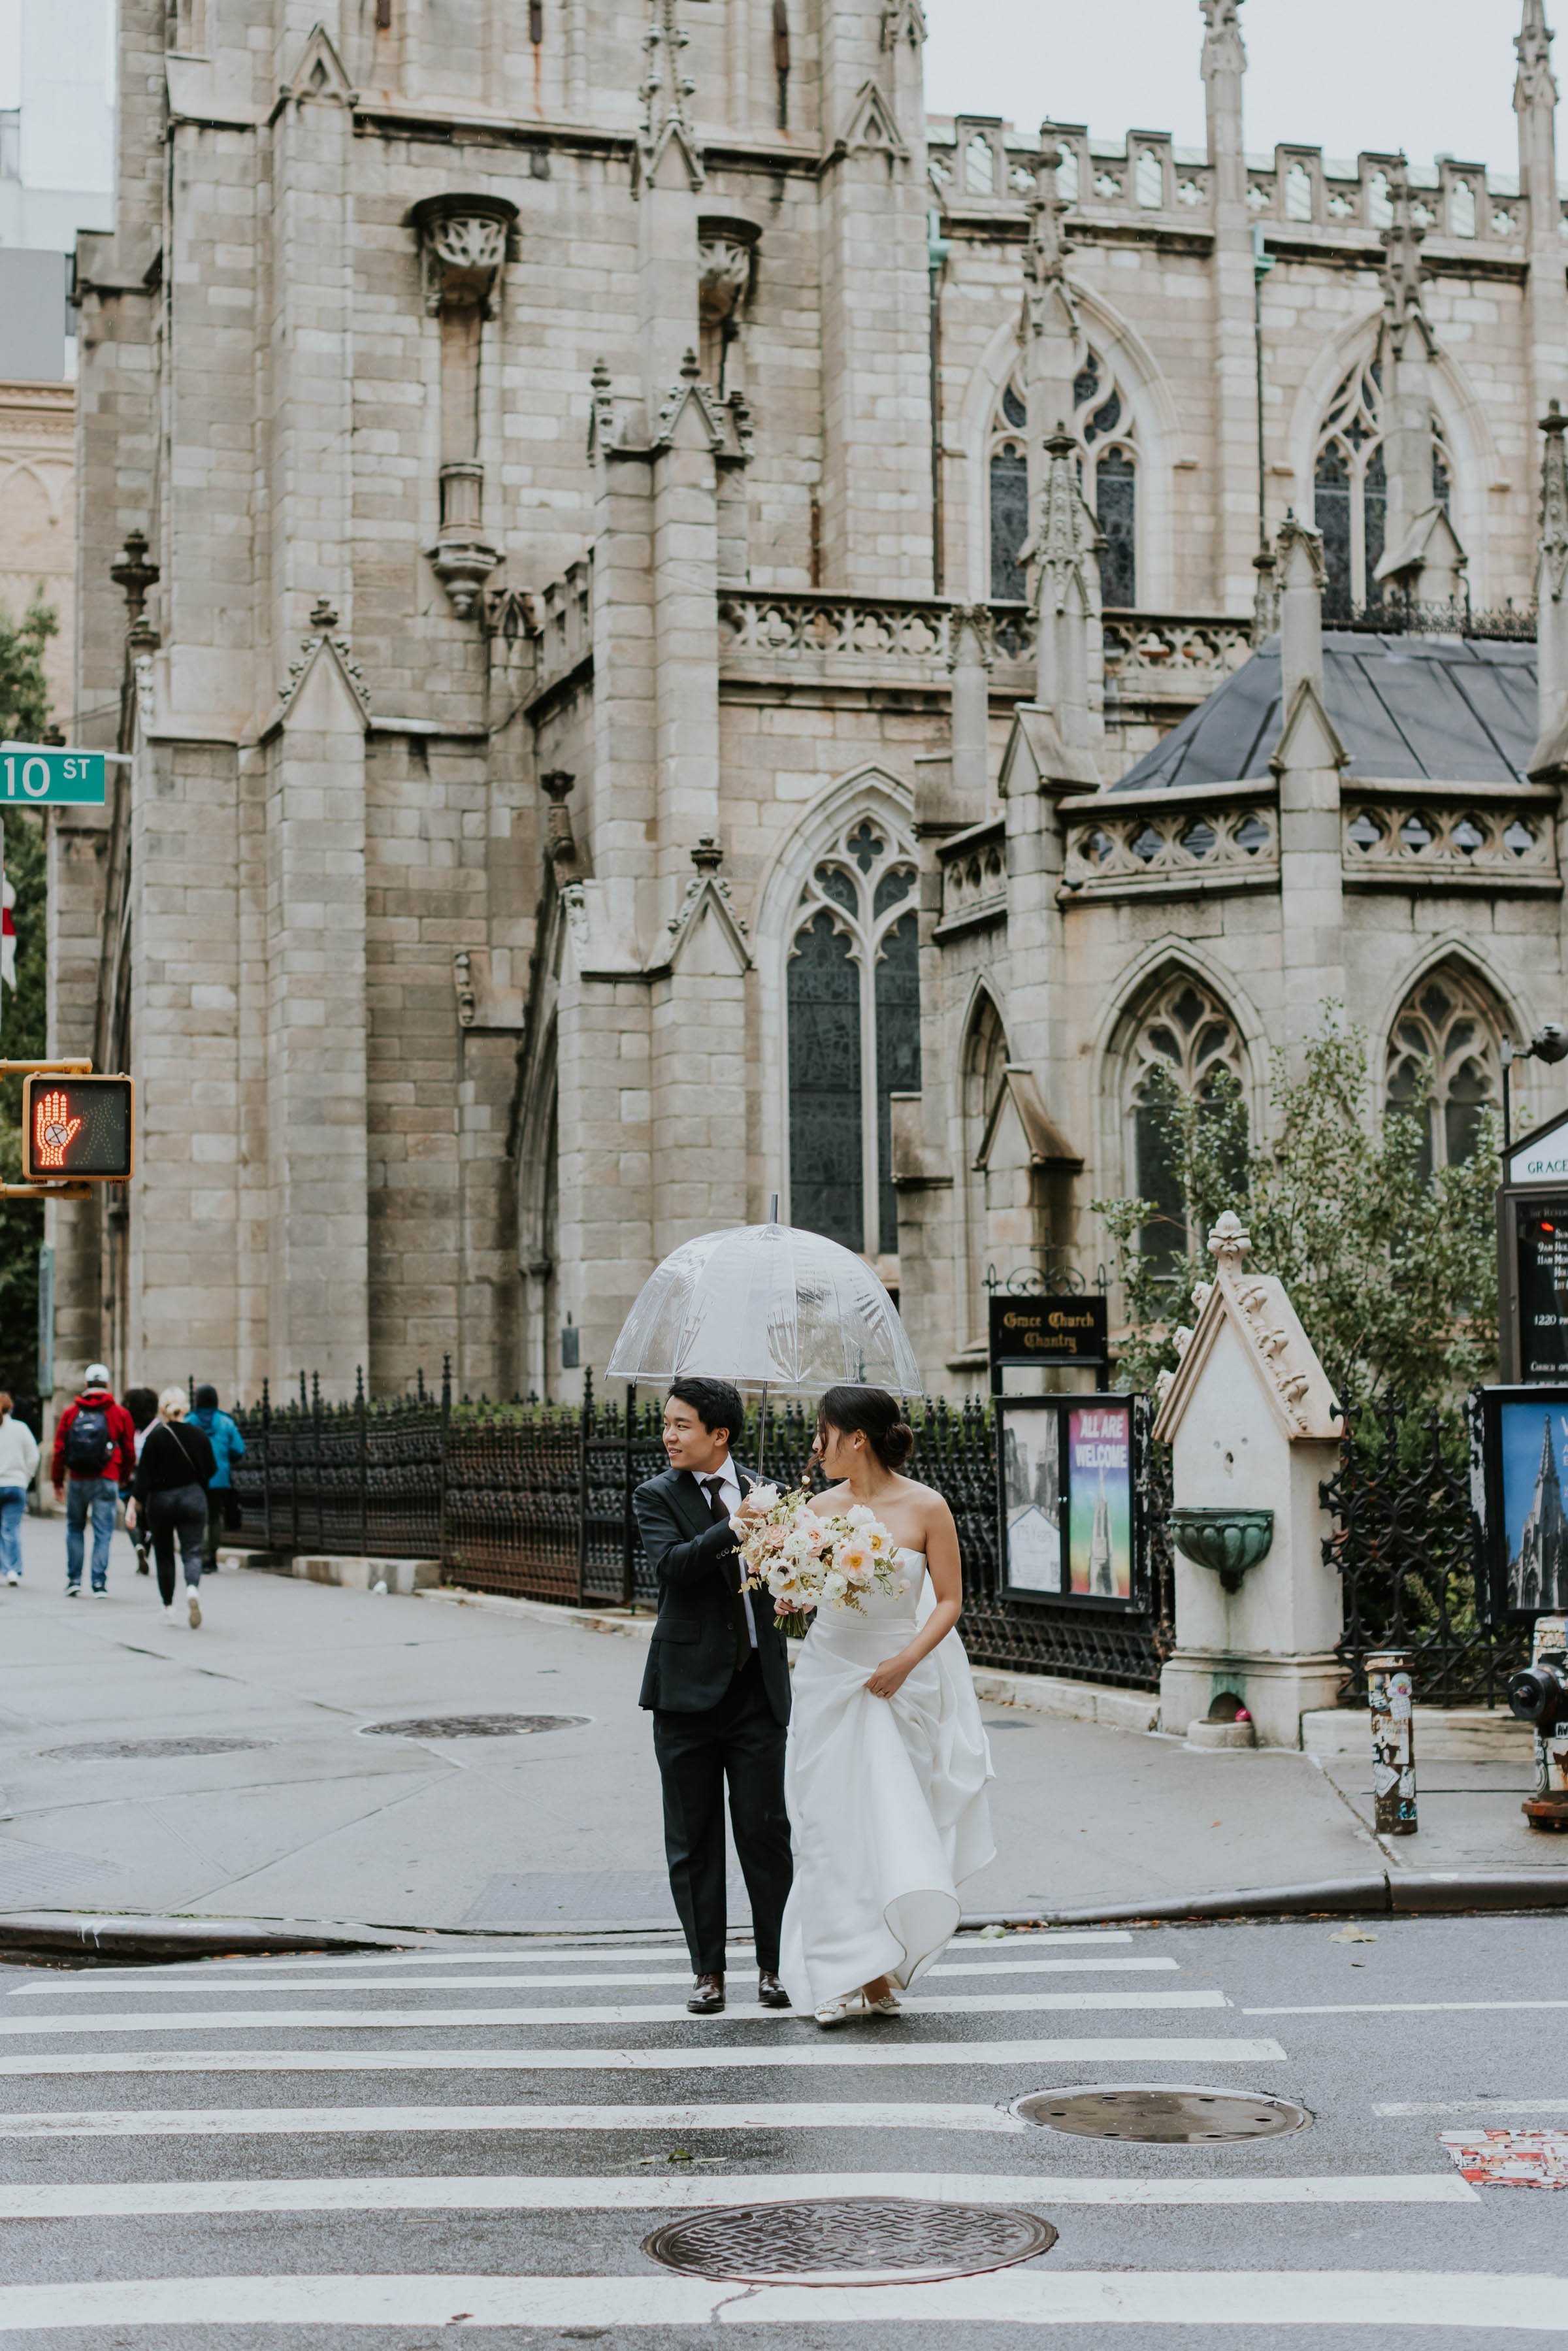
xmin=734 ymin=1485 xmax=902 ymax=1640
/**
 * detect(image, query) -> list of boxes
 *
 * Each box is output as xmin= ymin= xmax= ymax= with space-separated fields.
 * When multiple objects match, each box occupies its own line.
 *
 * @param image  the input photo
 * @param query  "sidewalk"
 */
xmin=0 ymin=1511 xmax=1548 ymax=1938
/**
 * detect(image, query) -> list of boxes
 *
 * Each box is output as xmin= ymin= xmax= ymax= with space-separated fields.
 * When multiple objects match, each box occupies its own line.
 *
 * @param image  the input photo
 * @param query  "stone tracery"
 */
xmin=988 ymin=347 xmax=1138 ymax=604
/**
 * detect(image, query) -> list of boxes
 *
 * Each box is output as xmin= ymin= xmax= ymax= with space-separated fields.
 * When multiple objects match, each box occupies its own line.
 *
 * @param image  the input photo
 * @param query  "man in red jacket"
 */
xmin=51 ymin=1366 xmax=135 ymax=1596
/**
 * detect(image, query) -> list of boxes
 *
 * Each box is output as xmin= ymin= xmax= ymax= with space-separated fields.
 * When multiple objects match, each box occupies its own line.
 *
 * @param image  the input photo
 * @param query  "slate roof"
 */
xmin=1114 ymin=631 xmax=1539 ymax=792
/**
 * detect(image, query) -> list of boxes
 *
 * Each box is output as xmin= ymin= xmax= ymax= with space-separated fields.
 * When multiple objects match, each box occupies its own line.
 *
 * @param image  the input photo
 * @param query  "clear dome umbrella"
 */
xmin=606 ymin=1206 xmax=922 ymax=1466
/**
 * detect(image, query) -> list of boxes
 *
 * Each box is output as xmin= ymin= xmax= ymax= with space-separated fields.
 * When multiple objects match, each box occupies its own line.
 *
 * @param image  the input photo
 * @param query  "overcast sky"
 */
xmin=925 ymin=0 xmax=1535 ymax=178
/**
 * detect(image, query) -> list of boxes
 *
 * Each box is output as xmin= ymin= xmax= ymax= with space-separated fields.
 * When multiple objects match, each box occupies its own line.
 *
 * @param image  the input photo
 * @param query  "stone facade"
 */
xmin=0 ymin=380 xmax=74 ymax=719
xmin=46 ymin=0 xmax=1568 ymax=1402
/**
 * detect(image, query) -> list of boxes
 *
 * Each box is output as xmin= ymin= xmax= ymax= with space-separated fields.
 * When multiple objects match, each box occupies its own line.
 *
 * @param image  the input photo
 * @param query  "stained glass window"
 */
xmin=787 ymin=912 xmax=862 ymax=1251
xmin=874 ymin=912 xmax=922 ymax=1253
xmin=988 ymin=348 xmax=1139 ymax=609
xmin=1096 ymin=450 xmax=1137 ymax=608
xmin=1384 ymin=968 xmax=1501 ymax=1181
xmin=1124 ymin=976 xmax=1246 ymax=1270
xmin=990 ymin=445 xmax=1028 ymax=599
xmin=1315 ymin=359 xmax=1450 ymax=610
xmin=788 ymin=820 xmax=921 ymax=1259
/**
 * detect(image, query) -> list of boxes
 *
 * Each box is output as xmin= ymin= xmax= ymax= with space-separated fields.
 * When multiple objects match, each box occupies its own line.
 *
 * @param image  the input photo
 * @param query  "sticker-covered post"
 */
xmin=1366 ymin=1648 xmax=1417 ymax=1835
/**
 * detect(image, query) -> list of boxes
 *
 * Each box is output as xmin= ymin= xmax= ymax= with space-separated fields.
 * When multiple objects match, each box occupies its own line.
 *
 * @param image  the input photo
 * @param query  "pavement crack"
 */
xmin=182 ymin=1762 xmax=463 ymax=1906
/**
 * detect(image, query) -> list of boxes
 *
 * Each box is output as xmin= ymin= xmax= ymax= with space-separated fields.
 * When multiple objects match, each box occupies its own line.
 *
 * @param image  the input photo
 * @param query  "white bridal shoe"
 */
xmin=813 ymin=1985 xmax=904 ymax=2028
xmin=865 ymin=1987 xmax=903 ymax=2015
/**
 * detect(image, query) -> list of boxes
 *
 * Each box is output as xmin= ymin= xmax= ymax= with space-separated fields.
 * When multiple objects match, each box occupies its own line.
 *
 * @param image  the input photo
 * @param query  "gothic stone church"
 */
xmin=48 ymin=0 xmax=1568 ymax=1401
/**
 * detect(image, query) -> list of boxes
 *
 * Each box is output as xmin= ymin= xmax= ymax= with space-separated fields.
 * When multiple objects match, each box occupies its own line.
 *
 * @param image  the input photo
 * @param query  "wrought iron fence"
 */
xmin=227 ymin=1372 xmax=1523 ymax=1705
xmin=226 ymin=1370 xmax=1172 ymax=1691
xmin=1324 ymin=1396 xmax=1527 ymax=1707
xmin=1321 ymin=593 xmax=1536 ymax=642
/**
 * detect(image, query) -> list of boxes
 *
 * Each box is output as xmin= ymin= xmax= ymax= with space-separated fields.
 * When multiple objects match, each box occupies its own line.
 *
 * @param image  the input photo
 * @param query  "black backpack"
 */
xmin=64 ymin=1404 xmax=113 ymax=1475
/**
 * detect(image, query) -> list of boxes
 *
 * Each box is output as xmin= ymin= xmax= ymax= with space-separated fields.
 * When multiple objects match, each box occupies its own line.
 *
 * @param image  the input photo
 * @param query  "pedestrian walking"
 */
xmin=50 ymin=1365 xmax=135 ymax=1597
xmin=189 ymin=1384 xmax=244 ymax=1573
xmin=123 ymin=1387 xmax=158 ymax=1578
xmin=125 ymin=1389 xmax=215 ymax=1628
xmin=0 ymin=1394 xmax=40 ymax=1587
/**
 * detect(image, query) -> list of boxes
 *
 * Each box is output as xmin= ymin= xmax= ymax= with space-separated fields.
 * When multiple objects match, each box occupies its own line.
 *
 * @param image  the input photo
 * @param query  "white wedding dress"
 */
xmin=779 ymin=1546 xmax=995 ymax=2011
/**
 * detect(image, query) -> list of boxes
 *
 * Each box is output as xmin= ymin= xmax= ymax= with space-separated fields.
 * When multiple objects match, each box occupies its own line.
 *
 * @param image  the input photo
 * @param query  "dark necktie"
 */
xmin=704 ymin=1477 xmax=751 ymax=1659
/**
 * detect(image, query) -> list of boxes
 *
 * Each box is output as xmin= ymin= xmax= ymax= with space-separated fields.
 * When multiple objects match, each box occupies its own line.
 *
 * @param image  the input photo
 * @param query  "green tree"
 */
xmin=1093 ymin=1014 xmax=1499 ymax=1413
xmin=0 ymin=592 xmax=58 ymax=1397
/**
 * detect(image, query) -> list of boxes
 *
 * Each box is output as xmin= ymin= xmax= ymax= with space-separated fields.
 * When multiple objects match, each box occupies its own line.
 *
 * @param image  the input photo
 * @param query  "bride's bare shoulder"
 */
xmin=805 ymin=1483 xmax=853 ymax=1515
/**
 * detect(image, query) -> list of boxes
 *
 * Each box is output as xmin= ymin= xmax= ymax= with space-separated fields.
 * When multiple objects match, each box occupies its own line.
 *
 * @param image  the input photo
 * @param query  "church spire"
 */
xmin=1022 ymin=150 xmax=1081 ymax=565
xmin=1030 ymin=421 xmax=1103 ymax=763
xmin=1379 ymin=158 xmax=1437 ymax=363
xmin=635 ymin=0 xmax=703 ymax=196
xmin=1373 ymin=158 xmax=1465 ymax=605
xmin=1200 ymin=0 xmax=1247 ymax=82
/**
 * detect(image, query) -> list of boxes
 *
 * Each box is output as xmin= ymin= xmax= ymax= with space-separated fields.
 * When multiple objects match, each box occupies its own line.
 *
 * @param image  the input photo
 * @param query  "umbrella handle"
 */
xmin=756 ymin=1383 xmax=769 ymax=1481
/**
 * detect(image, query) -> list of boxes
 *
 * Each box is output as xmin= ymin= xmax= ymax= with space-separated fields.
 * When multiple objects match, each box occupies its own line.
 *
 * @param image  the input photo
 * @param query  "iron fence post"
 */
xmin=357 ymin=1366 xmax=368 ymax=1555
xmin=621 ymin=1382 xmax=637 ymax=1608
xmin=261 ymin=1377 xmax=272 ymax=1554
xmin=1367 ymin=1648 xmax=1417 ymax=1835
xmin=439 ymin=1355 xmax=451 ymax=1575
xmin=577 ymin=1365 xmax=593 ymax=1606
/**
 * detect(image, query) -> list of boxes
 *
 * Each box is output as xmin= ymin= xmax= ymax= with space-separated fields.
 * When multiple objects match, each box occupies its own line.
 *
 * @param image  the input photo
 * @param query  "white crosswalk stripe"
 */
xmin=8 ymin=1956 xmax=1181 ymax=1994
xmin=0 ymin=2272 xmax=1560 ymax=2333
xmin=0 ymin=1928 xmax=1546 ymax=2341
xmin=0 ymin=1990 xmax=1228 ymax=2033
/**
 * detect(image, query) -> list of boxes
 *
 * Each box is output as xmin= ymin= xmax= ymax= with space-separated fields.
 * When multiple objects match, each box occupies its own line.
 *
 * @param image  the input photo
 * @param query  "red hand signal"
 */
xmin=34 ymin=1090 xmax=83 ymax=1170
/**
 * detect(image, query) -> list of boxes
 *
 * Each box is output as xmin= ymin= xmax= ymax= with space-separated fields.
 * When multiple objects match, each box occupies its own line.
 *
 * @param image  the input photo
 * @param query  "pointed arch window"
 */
xmin=1385 ymin=968 xmax=1501 ymax=1182
xmin=787 ymin=816 xmax=921 ymax=1259
xmin=1313 ymin=356 xmax=1451 ymax=616
xmin=1122 ymin=976 xmax=1246 ymax=1270
xmin=988 ymin=348 xmax=1137 ymax=606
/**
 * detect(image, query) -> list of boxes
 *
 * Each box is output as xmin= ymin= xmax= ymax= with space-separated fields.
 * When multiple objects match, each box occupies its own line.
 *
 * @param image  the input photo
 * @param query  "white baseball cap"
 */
xmin=83 ymin=1364 xmax=111 ymax=1386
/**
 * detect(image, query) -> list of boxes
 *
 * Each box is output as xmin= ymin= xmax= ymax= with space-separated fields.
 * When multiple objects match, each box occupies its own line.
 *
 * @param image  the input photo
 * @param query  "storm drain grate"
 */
xmin=42 ymin=1737 xmax=273 ymax=1760
xmin=644 ymin=2196 xmax=1056 ymax=2285
xmin=1013 ymin=2083 xmax=1312 ymax=2142
xmin=359 ymin=1713 xmax=590 ymax=1739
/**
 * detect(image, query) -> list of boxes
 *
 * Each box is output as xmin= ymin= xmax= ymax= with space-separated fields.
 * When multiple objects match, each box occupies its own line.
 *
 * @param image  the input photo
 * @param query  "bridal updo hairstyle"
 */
xmin=817 ymin=1385 xmax=915 ymax=1471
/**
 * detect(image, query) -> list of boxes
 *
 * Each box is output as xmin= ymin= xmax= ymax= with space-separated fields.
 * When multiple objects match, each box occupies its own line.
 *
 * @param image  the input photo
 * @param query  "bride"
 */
xmin=762 ymin=1383 xmax=994 ymax=2027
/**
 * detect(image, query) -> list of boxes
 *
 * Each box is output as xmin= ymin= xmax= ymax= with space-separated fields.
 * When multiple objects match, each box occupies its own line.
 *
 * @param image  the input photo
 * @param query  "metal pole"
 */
xmin=576 ymin=1364 xmax=592 ymax=1605
xmin=621 ymin=1381 xmax=636 ymax=1609
xmin=1367 ymin=1649 xmax=1418 ymax=1836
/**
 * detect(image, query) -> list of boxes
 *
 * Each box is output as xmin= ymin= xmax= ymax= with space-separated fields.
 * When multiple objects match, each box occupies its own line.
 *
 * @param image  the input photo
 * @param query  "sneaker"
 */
xmin=187 ymin=1590 xmax=202 ymax=1629
xmin=90 ymin=1587 xmax=107 ymax=1598
xmin=135 ymin=1555 xmax=150 ymax=1577
xmin=65 ymin=1583 xmax=81 ymax=1599
xmin=5 ymin=1571 xmax=19 ymax=1587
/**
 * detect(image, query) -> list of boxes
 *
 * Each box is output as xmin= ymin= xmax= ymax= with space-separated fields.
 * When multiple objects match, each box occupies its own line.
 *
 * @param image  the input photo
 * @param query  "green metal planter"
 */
xmin=1168 ymin=1507 xmax=1275 ymax=1596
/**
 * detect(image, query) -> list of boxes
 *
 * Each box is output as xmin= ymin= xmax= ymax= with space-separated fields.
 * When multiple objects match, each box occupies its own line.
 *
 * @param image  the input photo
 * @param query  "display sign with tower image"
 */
xmin=1472 ymin=1385 xmax=1568 ymax=1622
xmin=996 ymin=1394 xmax=1143 ymax=1607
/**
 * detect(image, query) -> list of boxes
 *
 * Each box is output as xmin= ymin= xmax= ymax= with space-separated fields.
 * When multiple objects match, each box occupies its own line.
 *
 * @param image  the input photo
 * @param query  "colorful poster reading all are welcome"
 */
xmin=1068 ymin=1402 xmax=1132 ymax=1599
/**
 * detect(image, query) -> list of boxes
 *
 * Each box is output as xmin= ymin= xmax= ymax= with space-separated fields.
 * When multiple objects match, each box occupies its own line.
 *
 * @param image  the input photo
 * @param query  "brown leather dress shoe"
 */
xmin=757 ymin=1969 xmax=791 ymax=2010
xmin=687 ymin=1971 xmax=725 ymax=2014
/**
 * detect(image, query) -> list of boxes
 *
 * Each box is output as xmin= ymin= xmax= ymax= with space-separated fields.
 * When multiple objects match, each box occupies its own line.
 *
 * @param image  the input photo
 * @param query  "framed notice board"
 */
xmin=988 ymin=1294 xmax=1109 ymax=1383
xmin=995 ymin=1392 xmax=1147 ymax=1611
xmin=1469 ymin=1382 xmax=1568 ymax=1624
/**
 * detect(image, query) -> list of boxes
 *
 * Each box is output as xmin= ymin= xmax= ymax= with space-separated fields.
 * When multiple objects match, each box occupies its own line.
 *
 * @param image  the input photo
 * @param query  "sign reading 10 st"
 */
xmin=0 ymin=743 xmax=107 ymax=805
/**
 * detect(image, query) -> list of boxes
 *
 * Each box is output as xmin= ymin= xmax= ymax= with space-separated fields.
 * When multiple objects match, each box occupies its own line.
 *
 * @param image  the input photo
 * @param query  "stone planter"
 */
xmin=1168 ymin=1507 xmax=1275 ymax=1596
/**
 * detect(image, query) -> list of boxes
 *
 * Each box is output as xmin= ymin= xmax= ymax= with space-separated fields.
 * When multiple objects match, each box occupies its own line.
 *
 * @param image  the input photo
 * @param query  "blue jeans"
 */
xmin=65 ymin=1477 xmax=119 ymax=1589
xmin=0 ymin=1488 xmax=24 ymax=1578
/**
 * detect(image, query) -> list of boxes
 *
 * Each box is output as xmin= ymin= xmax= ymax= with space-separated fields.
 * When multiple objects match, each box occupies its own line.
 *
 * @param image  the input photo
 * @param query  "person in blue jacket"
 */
xmin=190 ymin=1385 xmax=246 ymax=1571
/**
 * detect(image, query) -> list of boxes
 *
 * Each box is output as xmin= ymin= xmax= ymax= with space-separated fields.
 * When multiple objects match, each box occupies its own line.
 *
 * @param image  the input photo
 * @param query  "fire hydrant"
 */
xmin=1507 ymin=1615 xmax=1568 ymax=1833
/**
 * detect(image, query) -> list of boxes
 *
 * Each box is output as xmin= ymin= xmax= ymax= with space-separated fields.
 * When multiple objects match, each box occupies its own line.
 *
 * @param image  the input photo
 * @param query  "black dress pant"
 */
xmin=652 ymin=1655 xmax=792 ymax=1975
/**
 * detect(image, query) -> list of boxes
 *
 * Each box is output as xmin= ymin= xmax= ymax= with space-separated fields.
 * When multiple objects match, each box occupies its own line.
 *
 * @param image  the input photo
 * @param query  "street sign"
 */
xmin=20 ymin=1074 xmax=135 ymax=1181
xmin=988 ymin=1293 xmax=1109 ymax=1370
xmin=0 ymin=743 xmax=106 ymax=805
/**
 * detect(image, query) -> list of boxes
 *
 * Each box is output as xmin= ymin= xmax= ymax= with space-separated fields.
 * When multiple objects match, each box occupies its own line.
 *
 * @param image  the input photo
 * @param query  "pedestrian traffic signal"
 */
xmin=20 ymin=1074 xmax=135 ymax=1181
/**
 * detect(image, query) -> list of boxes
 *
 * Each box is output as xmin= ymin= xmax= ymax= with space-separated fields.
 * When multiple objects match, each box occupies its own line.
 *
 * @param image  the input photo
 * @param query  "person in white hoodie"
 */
xmin=0 ymin=1394 xmax=41 ymax=1587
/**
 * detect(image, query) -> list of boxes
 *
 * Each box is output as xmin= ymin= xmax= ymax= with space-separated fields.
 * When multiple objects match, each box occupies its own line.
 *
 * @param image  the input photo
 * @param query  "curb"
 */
xmin=959 ymin=1869 xmax=1568 ymax=1929
xmin=0 ymin=1914 xmax=456 ymax=1964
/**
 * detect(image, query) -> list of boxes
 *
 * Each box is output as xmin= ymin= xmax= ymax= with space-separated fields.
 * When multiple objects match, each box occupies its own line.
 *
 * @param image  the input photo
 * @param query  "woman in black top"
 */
xmin=127 ymin=1389 xmax=216 ymax=1626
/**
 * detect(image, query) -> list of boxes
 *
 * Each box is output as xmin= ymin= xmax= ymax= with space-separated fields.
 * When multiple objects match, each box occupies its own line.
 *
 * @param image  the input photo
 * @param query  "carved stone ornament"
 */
xmin=1541 ymin=400 xmax=1568 ymax=602
xmin=697 ymin=219 xmax=758 ymax=324
xmin=110 ymin=530 xmax=159 ymax=622
xmin=1516 ymin=0 xmax=1558 ymax=112
xmin=1275 ymin=507 xmax=1327 ymax=591
xmin=1034 ymin=422 xmax=1101 ymax=616
xmin=636 ymin=0 xmax=704 ymax=195
xmin=1200 ymin=0 xmax=1247 ymax=80
xmin=947 ymin=603 xmax=996 ymax=672
xmin=409 ymin=195 xmax=519 ymax=317
xmin=277 ymin=625 xmax=371 ymax=719
xmin=453 ymin=949 xmax=477 ymax=1028
xmin=1379 ymin=159 xmax=1437 ymax=363
xmin=880 ymin=0 xmax=927 ymax=48
xmin=1022 ymin=156 xmax=1077 ymax=343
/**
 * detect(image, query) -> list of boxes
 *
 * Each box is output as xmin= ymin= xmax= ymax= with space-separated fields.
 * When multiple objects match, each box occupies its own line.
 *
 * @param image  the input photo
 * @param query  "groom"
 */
xmin=634 ymin=1376 xmax=792 ymax=2014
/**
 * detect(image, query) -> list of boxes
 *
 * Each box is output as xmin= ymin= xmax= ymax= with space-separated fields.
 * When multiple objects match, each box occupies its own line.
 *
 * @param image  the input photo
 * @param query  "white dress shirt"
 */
xmin=698 ymin=1458 xmax=756 ymax=1649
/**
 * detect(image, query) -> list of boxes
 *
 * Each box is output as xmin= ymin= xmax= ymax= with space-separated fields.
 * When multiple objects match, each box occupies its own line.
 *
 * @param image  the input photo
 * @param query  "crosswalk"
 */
xmin=0 ymin=1924 xmax=1557 ymax=2338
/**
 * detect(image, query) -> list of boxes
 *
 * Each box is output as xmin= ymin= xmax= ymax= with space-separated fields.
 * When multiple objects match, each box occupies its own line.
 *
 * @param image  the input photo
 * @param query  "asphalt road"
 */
xmin=0 ymin=1912 xmax=1561 ymax=2346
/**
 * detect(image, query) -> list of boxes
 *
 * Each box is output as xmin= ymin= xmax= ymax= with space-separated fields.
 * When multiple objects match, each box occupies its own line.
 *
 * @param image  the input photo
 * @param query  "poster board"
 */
xmin=1471 ymin=1382 xmax=1568 ymax=1623
xmin=996 ymin=1392 xmax=1144 ymax=1609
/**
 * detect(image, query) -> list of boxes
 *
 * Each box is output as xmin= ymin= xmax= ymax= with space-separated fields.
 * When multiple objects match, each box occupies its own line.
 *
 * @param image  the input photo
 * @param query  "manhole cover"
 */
xmin=1013 ymin=2084 xmax=1311 ymax=2142
xmin=359 ymin=1713 xmax=590 ymax=1739
xmin=643 ymin=2197 xmax=1056 ymax=2285
xmin=42 ymin=1737 xmax=272 ymax=1760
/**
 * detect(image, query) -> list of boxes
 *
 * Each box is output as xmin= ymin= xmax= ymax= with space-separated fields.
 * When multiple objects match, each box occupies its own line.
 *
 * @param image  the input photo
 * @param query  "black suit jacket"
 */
xmin=634 ymin=1463 xmax=791 ymax=1725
